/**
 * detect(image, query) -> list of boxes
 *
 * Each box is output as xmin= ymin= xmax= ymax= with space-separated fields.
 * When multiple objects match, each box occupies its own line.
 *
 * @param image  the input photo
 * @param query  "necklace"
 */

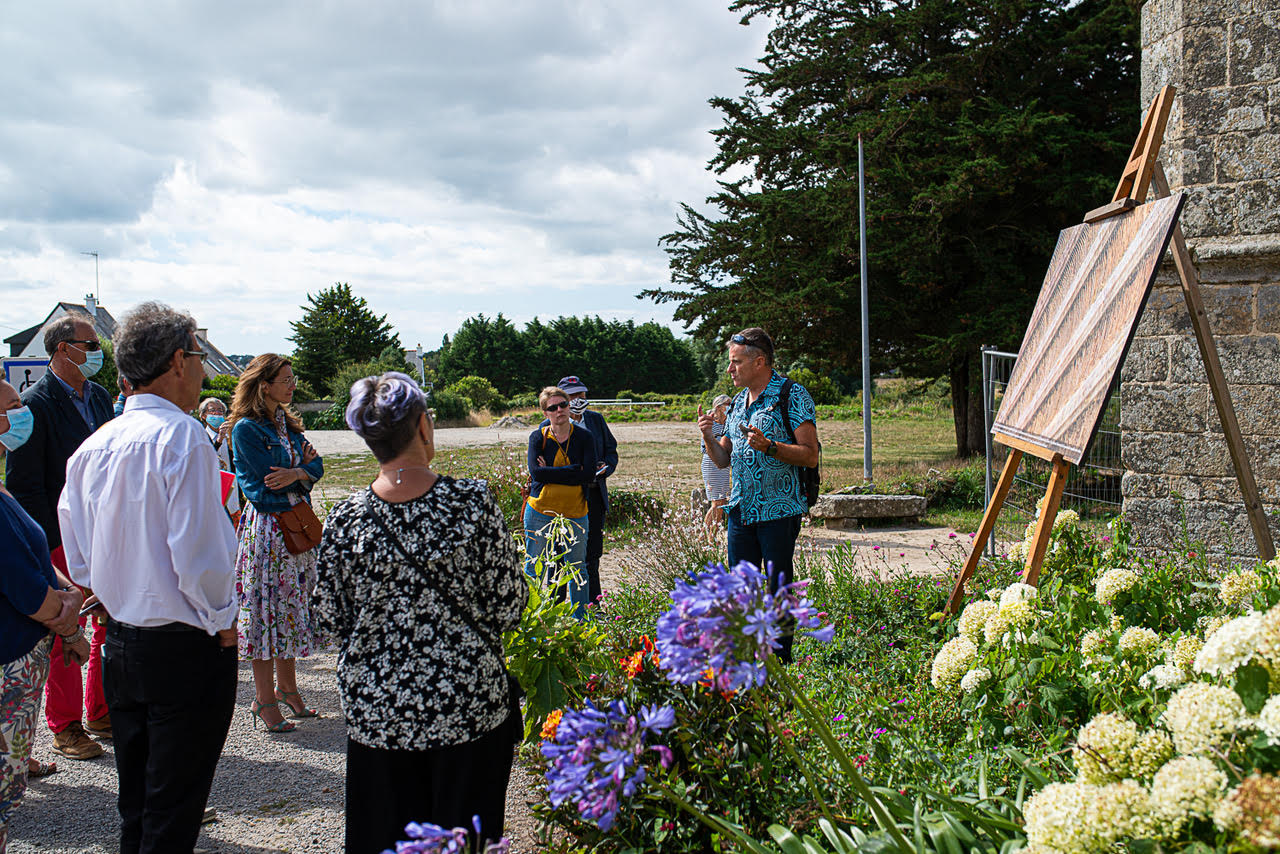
xmin=388 ymin=466 xmax=434 ymax=485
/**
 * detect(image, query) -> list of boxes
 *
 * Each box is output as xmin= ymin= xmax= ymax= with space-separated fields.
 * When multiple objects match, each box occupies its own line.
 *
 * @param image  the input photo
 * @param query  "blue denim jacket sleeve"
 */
xmin=232 ymin=419 xmax=321 ymax=512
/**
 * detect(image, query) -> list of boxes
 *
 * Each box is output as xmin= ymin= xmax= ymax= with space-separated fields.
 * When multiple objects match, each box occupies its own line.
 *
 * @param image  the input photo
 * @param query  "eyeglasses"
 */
xmin=544 ymin=401 xmax=569 ymax=412
xmin=182 ymin=349 xmax=208 ymax=362
xmin=269 ymin=376 xmax=298 ymax=388
xmin=67 ymin=339 xmax=102 ymax=351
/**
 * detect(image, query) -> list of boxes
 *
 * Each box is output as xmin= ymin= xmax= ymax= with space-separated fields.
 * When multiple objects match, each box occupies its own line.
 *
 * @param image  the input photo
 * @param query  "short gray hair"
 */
xmin=198 ymin=397 xmax=226 ymax=417
xmin=114 ymin=302 xmax=197 ymax=387
xmin=43 ymin=311 xmax=94 ymax=355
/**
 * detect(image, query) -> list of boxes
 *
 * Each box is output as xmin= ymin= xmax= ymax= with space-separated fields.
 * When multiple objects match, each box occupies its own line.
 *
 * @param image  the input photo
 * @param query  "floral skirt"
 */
xmin=235 ymin=503 xmax=323 ymax=660
xmin=1 ymin=634 xmax=52 ymax=840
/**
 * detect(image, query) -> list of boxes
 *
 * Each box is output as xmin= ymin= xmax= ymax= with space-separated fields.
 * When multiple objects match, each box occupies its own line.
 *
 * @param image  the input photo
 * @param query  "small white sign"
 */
xmin=3 ymin=358 xmax=50 ymax=393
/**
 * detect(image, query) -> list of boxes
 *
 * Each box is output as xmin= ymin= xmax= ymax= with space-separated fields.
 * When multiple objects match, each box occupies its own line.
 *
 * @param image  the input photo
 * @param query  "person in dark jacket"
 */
xmin=525 ymin=386 xmax=596 ymax=618
xmin=4 ymin=312 xmax=113 ymax=760
xmin=543 ymin=375 xmax=617 ymax=603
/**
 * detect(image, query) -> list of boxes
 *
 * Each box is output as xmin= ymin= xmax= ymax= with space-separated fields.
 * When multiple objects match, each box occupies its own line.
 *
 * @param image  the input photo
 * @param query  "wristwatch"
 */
xmin=766 ymin=440 xmax=778 ymax=457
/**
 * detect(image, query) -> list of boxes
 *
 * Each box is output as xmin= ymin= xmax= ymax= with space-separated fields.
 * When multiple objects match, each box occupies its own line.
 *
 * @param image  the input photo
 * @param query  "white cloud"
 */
xmin=0 ymin=1 xmax=767 ymax=355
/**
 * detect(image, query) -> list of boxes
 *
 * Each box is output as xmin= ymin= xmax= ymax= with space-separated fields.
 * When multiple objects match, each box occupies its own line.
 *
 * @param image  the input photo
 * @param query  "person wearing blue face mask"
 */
xmin=4 ymin=311 xmax=115 ymax=762
xmin=199 ymin=397 xmax=240 ymax=521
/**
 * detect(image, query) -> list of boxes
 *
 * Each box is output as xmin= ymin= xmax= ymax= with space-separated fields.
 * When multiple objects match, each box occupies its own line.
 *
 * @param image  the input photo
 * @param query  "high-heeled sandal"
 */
xmin=275 ymin=688 xmax=320 ymax=718
xmin=250 ymin=699 xmax=297 ymax=733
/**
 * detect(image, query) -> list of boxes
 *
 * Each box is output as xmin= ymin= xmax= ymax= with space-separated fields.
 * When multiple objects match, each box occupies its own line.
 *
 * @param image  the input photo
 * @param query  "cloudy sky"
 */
xmin=0 ymin=1 xmax=768 ymax=356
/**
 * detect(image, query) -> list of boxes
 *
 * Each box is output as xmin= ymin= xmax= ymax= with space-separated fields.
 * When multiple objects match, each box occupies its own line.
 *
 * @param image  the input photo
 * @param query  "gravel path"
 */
xmin=10 ymin=654 xmax=546 ymax=854
xmin=306 ymin=423 xmax=696 ymax=455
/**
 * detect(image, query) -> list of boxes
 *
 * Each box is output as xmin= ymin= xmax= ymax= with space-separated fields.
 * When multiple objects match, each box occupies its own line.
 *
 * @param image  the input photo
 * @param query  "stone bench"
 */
xmin=811 ymin=494 xmax=927 ymax=529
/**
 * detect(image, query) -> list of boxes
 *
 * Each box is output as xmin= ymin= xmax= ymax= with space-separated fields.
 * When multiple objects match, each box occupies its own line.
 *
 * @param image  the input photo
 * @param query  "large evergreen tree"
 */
xmin=645 ymin=0 xmax=1140 ymax=454
xmin=288 ymin=283 xmax=400 ymax=396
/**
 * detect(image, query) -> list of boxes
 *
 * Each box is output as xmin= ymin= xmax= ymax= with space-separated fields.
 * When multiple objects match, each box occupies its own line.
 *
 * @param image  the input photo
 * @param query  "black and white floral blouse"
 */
xmin=313 ymin=476 xmax=527 ymax=750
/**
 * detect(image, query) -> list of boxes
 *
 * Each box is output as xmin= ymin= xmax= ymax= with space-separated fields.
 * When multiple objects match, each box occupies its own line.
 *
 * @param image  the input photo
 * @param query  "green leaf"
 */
xmin=1234 ymin=663 xmax=1271 ymax=713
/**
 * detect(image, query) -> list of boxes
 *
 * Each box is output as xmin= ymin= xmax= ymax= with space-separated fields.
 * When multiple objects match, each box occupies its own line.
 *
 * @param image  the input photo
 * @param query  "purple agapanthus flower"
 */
xmin=541 ymin=699 xmax=675 ymax=831
xmin=381 ymin=815 xmax=510 ymax=854
xmin=655 ymin=561 xmax=835 ymax=692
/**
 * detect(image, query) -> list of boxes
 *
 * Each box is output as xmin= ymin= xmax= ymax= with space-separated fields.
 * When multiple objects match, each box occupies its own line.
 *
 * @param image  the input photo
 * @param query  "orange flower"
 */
xmin=621 ymin=650 xmax=645 ymax=679
xmin=541 ymin=709 xmax=563 ymax=741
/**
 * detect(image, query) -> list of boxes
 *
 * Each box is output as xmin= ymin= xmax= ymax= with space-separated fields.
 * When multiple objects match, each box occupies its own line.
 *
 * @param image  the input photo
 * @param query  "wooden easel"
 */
xmin=945 ymin=85 xmax=1276 ymax=613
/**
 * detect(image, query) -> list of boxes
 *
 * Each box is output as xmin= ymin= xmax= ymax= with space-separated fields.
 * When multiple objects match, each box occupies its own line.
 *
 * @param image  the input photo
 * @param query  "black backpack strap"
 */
xmin=778 ymin=378 xmax=797 ymax=443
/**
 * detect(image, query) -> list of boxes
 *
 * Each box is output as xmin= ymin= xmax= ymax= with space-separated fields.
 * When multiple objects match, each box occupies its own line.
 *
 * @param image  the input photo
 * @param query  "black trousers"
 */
xmin=585 ymin=486 xmax=606 ymax=602
xmin=726 ymin=508 xmax=803 ymax=663
xmin=103 ymin=621 xmax=237 ymax=854
xmin=345 ymin=711 xmax=519 ymax=854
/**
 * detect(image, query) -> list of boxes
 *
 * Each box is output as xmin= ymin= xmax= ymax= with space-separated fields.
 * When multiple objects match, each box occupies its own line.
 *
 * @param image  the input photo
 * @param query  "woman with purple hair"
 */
xmin=313 ymin=372 xmax=526 ymax=854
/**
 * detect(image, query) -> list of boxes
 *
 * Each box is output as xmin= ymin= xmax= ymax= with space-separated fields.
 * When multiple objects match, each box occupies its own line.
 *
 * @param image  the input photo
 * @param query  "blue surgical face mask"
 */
xmin=0 ymin=406 xmax=34 ymax=451
xmin=76 ymin=346 xmax=104 ymax=378
xmin=206 ymin=415 xmax=226 ymax=429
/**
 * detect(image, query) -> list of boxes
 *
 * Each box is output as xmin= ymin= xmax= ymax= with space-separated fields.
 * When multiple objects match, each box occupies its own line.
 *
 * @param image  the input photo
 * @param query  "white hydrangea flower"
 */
xmin=1110 ymin=615 xmax=1124 ymax=632
xmin=1219 ymin=569 xmax=1262 ymax=610
xmin=985 ymin=587 xmax=1003 ymax=602
xmin=1199 ymin=614 xmax=1229 ymax=640
xmin=1130 ymin=729 xmax=1174 ymax=780
xmin=1094 ymin=567 xmax=1138 ymax=604
xmin=1258 ymin=603 xmax=1280 ymax=666
xmin=1072 ymin=713 xmax=1136 ymax=784
xmin=1257 ymin=695 xmax=1280 ymax=739
xmin=1162 ymin=682 xmax=1246 ymax=755
xmin=1119 ymin=627 xmax=1161 ymax=659
xmin=1139 ymin=664 xmax=1186 ymax=691
xmin=960 ymin=667 xmax=991 ymax=695
xmin=984 ymin=600 xmax=1035 ymax=645
xmin=1193 ymin=611 xmax=1264 ymax=677
xmin=958 ymin=600 xmax=997 ymax=644
xmin=1008 ymin=539 xmax=1029 ymax=562
xmin=1150 ymin=756 xmax=1227 ymax=838
xmin=1023 ymin=780 xmax=1150 ymax=853
xmin=1054 ymin=508 xmax=1080 ymax=531
xmin=1080 ymin=629 xmax=1108 ymax=660
xmin=1000 ymin=582 xmax=1038 ymax=608
xmin=930 ymin=636 xmax=978 ymax=693
xmin=1213 ymin=774 xmax=1280 ymax=848
xmin=1173 ymin=635 xmax=1203 ymax=672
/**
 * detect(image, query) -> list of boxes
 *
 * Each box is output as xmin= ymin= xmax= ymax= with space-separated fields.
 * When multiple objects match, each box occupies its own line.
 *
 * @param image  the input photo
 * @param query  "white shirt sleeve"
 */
xmin=164 ymin=438 xmax=239 ymax=634
xmin=57 ymin=483 xmax=90 ymax=587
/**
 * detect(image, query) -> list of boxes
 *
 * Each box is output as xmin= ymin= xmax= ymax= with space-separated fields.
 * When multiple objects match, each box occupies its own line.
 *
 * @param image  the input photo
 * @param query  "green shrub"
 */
xmin=428 ymin=387 xmax=470 ymax=422
xmin=446 ymin=375 xmax=504 ymax=412
xmin=787 ymin=367 xmax=843 ymax=405
xmin=207 ymin=374 xmax=239 ymax=393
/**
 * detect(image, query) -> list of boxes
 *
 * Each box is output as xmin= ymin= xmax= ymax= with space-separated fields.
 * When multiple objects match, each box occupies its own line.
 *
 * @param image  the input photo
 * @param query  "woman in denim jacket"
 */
xmin=228 ymin=354 xmax=325 ymax=733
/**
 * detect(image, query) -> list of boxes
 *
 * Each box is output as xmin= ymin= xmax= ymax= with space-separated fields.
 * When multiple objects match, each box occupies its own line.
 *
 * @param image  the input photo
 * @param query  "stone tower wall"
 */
xmin=1123 ymin=0 xmax=1280 ymax=553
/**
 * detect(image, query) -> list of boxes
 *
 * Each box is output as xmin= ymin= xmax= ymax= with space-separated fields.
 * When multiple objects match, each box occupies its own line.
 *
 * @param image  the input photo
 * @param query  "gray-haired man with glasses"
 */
xmin=698 ymin=327 xmax=819 ymax=663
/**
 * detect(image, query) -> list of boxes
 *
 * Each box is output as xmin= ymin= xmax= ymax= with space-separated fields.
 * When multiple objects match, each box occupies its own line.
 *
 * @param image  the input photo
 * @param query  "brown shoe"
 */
xmin=86 ymin=713 xmax=113 ymax=739
xmin=52 ymin=722 xmax=105 ymax=760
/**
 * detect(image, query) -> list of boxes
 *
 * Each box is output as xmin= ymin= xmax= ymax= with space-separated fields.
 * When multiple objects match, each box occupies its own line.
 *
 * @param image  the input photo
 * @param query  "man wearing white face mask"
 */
xmin=4 ymin=311 xmax=115 ymax=761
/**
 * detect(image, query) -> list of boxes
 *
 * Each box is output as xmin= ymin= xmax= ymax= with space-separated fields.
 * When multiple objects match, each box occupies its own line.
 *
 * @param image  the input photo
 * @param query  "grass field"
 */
xmin=316 ymin=406 xmax=988 ymax=531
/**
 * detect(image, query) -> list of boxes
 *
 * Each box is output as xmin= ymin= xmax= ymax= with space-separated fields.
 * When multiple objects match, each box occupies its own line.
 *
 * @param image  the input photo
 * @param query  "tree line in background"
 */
xmin=274 ymin=284 xmax=707 ymax=424
xmin=436 ymin=313 xmax=702 ymax=398
xmin=645 ymin=0 xmax=1141 ymax=455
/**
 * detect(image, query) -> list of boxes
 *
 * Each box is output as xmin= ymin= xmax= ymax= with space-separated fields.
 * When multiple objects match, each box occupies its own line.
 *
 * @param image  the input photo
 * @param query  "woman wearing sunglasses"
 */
xmin=524 ymin=386 xmax=597 ymax=617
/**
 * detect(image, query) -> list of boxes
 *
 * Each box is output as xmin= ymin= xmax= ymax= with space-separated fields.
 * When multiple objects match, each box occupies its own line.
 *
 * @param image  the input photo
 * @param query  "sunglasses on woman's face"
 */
xmin=544 ymin=401 xmax=569 ymax=412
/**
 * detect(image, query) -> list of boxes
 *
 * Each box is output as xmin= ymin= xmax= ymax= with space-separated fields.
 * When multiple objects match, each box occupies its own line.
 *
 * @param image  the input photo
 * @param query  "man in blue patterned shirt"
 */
xmin=698 ymin=327 xmax=819 ymax=662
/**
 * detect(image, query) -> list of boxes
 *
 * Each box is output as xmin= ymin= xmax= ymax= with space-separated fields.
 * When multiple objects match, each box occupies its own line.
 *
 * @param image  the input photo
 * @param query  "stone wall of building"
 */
xmin=1123 ymin=0 xmax=1280 ymax=553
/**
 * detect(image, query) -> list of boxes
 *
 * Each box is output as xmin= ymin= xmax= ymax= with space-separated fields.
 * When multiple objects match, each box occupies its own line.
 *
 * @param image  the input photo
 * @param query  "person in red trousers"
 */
xmin=3 ymin=312 xmax=115 ymax=760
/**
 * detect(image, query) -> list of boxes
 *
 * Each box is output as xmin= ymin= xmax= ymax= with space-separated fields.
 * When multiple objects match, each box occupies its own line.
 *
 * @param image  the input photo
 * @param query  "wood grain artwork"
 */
xmin=992 ymin=193 xmax=1185 ymax=464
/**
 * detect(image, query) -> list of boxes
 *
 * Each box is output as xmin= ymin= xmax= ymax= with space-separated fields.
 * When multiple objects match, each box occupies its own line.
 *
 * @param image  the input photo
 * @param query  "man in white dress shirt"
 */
xmin=58 ymin=302 xmax=238 ymax=854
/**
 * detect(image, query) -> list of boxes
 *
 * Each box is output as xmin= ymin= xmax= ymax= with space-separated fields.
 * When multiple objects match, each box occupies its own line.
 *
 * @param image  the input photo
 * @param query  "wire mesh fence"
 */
xmin=983 ymin=347 xmax=1123 ymax=555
